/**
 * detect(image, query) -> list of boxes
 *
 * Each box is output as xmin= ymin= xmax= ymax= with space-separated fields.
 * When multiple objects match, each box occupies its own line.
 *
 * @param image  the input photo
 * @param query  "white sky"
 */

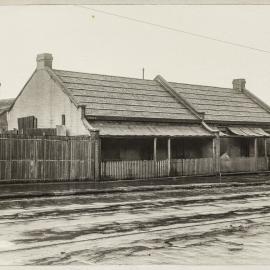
xmin=1 ymin=5 xmax=270 ymax=104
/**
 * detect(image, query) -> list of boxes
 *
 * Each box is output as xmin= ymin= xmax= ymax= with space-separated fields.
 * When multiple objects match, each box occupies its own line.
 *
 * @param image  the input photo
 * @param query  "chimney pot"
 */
xmin=232 ymin=78 xmax=246 ymax=91
xmin=36 ymin=53 xmax=53 ymax=70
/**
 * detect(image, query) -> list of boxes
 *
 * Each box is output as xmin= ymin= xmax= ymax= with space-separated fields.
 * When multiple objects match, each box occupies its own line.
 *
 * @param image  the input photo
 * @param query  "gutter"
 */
xmin=201 ymin=121 xmax=219 ymax=135
xmin=79 ymin=105 xmax=98 ymax=132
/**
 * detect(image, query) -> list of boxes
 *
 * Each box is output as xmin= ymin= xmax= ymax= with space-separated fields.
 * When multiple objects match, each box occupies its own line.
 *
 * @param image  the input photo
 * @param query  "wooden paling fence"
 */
xmin=220 ymin=156 xmax=269 ymax=173
xmin=101 ymin=160 xmax=168 ymax=180
xmin=1 ymin=133 xmax=269 ymax=182
xmin=0 ymin=134 xmax=93 ymax=182
xmin=257 ymin=157 xmax=269 ymax=171
xmin=171 ymin=158 xmax=214 ymax=176
xmin=101 ymin=158 xmax=215 ymax=180
xmin=101 ymin=156 xmax=269 ymax=181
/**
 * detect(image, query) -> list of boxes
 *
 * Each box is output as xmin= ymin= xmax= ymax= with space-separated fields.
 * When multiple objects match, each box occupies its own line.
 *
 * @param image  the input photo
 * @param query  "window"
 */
xmin=61 ymin=114 xmax=66 ymax=126
xmin=18 ymin=116 xmax=37 ymax=131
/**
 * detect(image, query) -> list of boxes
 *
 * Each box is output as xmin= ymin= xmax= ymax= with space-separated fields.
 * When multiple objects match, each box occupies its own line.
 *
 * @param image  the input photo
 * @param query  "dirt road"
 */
xmin=0 ymin=178 xmax=270 ymax=265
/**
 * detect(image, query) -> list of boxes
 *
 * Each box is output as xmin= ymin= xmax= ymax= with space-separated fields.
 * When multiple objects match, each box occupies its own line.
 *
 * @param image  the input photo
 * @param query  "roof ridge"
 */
xmin=53 ymin=69 xmax=155 ymax=83
xmin=154 ymin=75 xmax=204 ymax=121
xmin=54 ymin=69 xmax=237 ymax=91
xmin=169 ymin=80 xmax=232 ymax=91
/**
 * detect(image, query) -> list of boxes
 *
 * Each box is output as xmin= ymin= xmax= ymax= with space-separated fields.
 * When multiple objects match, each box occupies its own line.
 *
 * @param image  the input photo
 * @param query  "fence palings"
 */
xmin=101 ymin=156 xmax=270 ymax=181
xmin=220 ymin=156 xmax=269 ymax=173
xmin=101 ymin=155 xmax=270 ymax=181
xmin=257 ymin=157 xmax=269 ymax=171
xmin=221 ymin=157 xmax=255 ymax=173
xmin=101 ymin=159 xmax=169 ymax=180
xmin=0 ymin=134 xmax=93 ymax=181
xmin=1 ymin=133 xmax=269 ymax=182
xmin=101 ymin=158 xmax=214 ymax=180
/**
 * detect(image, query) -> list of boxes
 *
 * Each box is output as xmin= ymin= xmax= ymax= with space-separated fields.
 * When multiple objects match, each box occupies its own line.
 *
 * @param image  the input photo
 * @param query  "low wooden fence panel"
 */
xmin=156 ymin=160 xmax=169 ymax=177
xmin=185 ymin=158 xmax=214 ymax=176
xmin=171 ymin=158 xmax=214 ymax=176
xmin=0 ymin=134 xmax=93 ymax=181
xmin=220 ymin=156 xmax=270 ymax=173
xmin=101 ymin=158 xmax=214 ymax=180
xmin=220 ymin=157 xmax=256 ymax=173
xmin=101 ymin=160 xmax=169 ymax=180
xmin=256 ymin=157 xmax=269 ymax=171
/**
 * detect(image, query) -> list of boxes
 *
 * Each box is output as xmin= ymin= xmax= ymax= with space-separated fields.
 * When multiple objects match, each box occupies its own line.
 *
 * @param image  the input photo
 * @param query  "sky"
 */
xmin=1 ymin=5 xmax=270 ymax=104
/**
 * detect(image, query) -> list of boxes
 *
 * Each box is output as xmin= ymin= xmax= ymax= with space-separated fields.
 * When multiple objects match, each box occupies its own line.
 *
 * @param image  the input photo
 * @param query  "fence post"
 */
xmin=213 ymin=134 xmax=220 ymax=175
xmin=167 ymin=137 xmax=171 ymax=176
xmin=254 ymin=138 xmax=258 ymax=171
xmin=153 ymin=137 xmax=157 ymax=162
xmin=8 ymin=135 xmax=12 ymax=180
xmin=43 ymin=136 xmax=46 ymax=181
xmin=264 ymin=138 xmax=269 ymax=170
xmin=153 ymin=137 xmax=157 ymax=177
xmin=90 ymin=130 xmax=101 ymax=181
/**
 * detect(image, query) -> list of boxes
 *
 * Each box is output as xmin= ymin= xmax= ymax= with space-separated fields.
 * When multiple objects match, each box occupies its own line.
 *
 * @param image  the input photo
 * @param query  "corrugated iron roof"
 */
xmin=90 ymin=121 xmax=213 ymax=137
xmin=228 ymin=127 xmax=270 ymax=137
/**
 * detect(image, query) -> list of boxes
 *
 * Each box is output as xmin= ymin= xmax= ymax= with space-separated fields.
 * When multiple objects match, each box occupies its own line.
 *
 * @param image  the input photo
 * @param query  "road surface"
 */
xmin=0 ymin=178 xmax=270 ymax=264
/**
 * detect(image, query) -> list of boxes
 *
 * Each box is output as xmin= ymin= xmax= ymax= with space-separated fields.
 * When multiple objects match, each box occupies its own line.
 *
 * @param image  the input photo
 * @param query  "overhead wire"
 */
xmin=75 ymin=5 xmax=270 ymax=55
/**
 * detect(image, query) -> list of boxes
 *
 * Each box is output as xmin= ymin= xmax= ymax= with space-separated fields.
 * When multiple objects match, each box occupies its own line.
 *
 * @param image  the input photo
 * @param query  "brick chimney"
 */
xmin=232 ymin=78 xmax=246 ymax=91
xmin=36 ymin=53 xmax=53 ymax=70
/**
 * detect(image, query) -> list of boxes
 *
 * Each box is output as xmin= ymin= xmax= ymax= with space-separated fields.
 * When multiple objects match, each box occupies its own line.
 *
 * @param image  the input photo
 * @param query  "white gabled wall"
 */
xmin=8 ymin=69 xmax=89 ymax=136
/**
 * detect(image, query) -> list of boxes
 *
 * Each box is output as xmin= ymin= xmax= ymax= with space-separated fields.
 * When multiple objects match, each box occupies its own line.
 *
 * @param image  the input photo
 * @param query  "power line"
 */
xmin=76 ymin=5 xmax=270 ymax=55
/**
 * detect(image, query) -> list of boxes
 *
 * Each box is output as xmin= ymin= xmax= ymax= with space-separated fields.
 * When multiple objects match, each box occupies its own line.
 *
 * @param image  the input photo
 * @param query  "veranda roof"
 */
xmin=228 ymin=127 xmax=270 ymax=137
xmin=90 ymin=121 xmax=213 ymax=137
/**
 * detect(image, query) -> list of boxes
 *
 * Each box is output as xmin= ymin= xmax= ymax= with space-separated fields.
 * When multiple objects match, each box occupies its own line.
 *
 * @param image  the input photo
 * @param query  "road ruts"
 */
xmin=0 ymin=179 xmax=270 ymax=264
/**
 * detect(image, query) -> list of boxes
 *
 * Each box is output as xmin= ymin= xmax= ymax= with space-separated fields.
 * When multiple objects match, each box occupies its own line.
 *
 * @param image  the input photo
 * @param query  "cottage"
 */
xmin=166 ymin=77 xmax=270 ymax=173
xmin=0 ymin=98 xmax=14 ymax=133
xmin=7 ymin=53 xmax=270 ymax=180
